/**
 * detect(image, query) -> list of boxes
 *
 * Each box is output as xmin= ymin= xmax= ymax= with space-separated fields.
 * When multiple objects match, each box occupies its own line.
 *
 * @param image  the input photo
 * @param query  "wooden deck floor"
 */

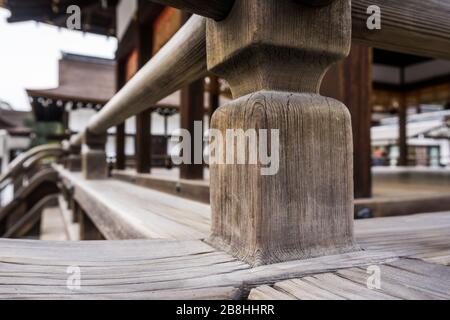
xmin=0 ymin=212 xmax=449 ymax=299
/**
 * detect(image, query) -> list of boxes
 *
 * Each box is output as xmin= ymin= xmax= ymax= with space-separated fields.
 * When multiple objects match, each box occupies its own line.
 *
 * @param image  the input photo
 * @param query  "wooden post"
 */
xmin=82 ymin=130 xmax=108 ymax=180
xmin=116 ymin=122 xmax=126 ymax=170
xmin=135 ymin=2 xmax=154 ymax=174
xmin=207 ymin=0 xmax=357 ymax=266
xmin=398 ymin=68 xmax=408 ymax=166
xmin=115 ymin=59 xmax=126 ymax=171
xmin=66 ymin=145 xmax=81 ymax=172
xmin=180 ymin=79 xmax=205 ymax=180
xmin=322 ymin=44 xmax=373 ymax=198
xmin=135 ymin=110 xmax=152 ymax=173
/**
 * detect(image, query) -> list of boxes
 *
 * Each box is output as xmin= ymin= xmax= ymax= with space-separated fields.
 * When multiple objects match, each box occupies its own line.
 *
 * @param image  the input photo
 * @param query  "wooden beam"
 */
xmin=151 ymin=0 xmax=450 ymax=59
xmin=207 ymin=0 xmax=356 ymax=266
xmin=148 ymin=0 xmax=234 ymax=20
xmin=352 ymin=0 xmax=450 ymax=60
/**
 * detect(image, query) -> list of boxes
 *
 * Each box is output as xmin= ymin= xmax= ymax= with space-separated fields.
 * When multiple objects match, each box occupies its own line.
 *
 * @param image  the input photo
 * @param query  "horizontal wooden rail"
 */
xmin=149 ymin=0 xmax=450 ymax=60
xmin=70 ymin=15 xmax=206 ymax=146
xmin=70 ymin=0 xmax=450 ymax=147
xmin=352 ymin=0 xmax=450 ymax=60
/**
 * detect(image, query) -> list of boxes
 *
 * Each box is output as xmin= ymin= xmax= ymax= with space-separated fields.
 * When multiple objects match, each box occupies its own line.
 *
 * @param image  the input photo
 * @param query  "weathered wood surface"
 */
xmin=207 ymin=0 xmax=356 ymax=266
xmin=352 ymin=0 xmax=450 ymax=60
xmin=356 ymin=212 xmax=450 ymax=265
xmin=55 ymin=165 xmax=210 ymax=240
xmin=0 ymin=238 xmax=394 ymax=300
xmin=0 ymin=211 xmax=449 ymax=299
xmin=249 ymin=259 xmax=450 ymax=300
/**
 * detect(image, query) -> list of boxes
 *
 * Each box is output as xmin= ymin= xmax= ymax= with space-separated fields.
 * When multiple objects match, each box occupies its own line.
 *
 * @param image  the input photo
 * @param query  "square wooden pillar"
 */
xmin=66 ymin=145 xmax=81 ymax=172
xmin=206 ymin=0 xmax=358 ymax=266
xmin=82 ymin=131 xmax=108 ymax=180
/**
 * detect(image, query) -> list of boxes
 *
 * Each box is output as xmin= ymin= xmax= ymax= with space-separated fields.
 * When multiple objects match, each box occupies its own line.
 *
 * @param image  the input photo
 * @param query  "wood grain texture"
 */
xmin=0 ymin=238 xmax=393 ymax=300
xmin=208 ymin=92 xmax=357 ymax=266
xmin=207 ymin=0 xmax=351 ymax=98
xmin=1 ymin=212 xmax=449 ymax=299
xmin=250 ymin=258 xmax=450 ymax=300
xmin=352 ymin=0 xmax=450 ymax=60
xmin=149 ymin=0 xmax=450 ymax=60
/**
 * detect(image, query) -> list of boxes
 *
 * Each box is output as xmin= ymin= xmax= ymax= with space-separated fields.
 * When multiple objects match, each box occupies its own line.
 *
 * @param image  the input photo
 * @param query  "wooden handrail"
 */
xmin=70 ymin=14 xmax=207 ymax=147
xmin=0 ymin=144 xmax=64 ymax=186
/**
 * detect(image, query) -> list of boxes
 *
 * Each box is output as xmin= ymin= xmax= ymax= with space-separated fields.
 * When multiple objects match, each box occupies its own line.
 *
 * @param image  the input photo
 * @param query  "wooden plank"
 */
xmin=0 ymin=238 xmax=396 ymax=300
xmin=54 ymin=165 xmax=210 ymax=240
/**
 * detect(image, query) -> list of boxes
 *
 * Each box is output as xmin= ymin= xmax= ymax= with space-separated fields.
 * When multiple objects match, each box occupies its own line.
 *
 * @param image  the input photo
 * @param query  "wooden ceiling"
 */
xmin=1 ymin=0 xmax=119 ymax=36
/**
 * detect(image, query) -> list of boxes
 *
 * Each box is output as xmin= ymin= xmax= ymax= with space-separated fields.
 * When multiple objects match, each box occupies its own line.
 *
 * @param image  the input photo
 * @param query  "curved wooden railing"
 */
xmin=0 ymin=144 xmax=65 ymax=187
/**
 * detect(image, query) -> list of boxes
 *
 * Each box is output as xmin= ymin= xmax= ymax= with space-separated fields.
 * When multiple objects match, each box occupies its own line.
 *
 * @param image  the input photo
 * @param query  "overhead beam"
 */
xmin=148 ymin=0 xmax=450 ymax=60
xmin=148 ymin=0 xmax=234 ymax=20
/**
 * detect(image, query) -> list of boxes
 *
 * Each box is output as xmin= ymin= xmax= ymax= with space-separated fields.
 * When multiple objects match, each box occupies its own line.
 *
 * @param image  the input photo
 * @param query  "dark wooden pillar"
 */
xmin=321 ymin=43 xmax=373 ymax=198
xmin=135 ymin=2 xmax=154 ymax=173
xmin=398 ymin=68 xmax=408 ymax=166
xmin=180 ymin=79 xmax=205 ymax=180
xmin=115 ymin=60 xmax=126 ymax=170
xmin=116 ymin=122 xmax=126 ymax=170
xmin=209 ymin=75 xmax=220 ymax=120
